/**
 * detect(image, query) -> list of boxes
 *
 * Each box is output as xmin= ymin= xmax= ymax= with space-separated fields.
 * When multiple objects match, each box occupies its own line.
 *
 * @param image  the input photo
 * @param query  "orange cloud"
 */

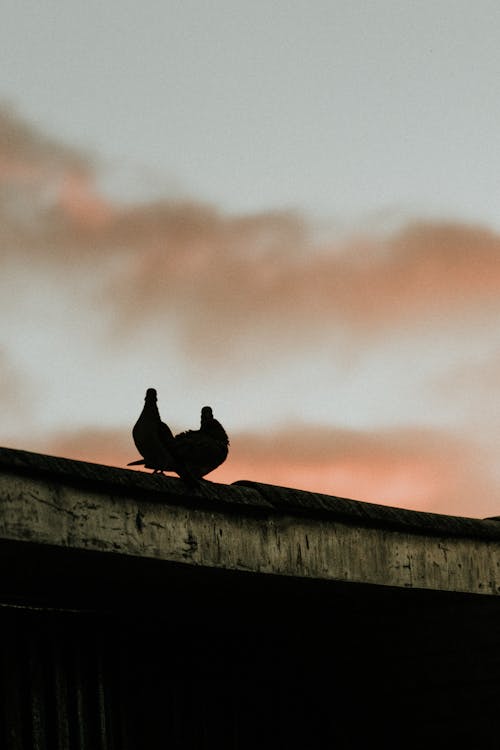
xmin=218 ymin=424 xmax=498 ymax=518
xmin=88 ymin=217 xmax=500 ymax=372
xmin=3 ymin=106 xmax=500 ymax=363
xmin=38 ymin=426 xmax=132 ymax=468
xmin=23 ymin=421 xmax=498 ymax=520
xmin=0 ymin=105 xmax=87 ymax=170
xmin=0 ymin=105 xmax=113 ymax=247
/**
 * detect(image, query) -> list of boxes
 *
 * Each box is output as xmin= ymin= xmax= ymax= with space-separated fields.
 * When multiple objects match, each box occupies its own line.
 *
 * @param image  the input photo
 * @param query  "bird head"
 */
xmin=201 ymin=406 xmax=213 ymax=424
xmin=145 ymin=388 xmax=158 ymax=402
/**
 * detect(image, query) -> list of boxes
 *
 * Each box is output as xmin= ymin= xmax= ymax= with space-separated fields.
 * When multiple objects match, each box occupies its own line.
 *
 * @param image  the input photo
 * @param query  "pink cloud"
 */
xmin=3 ymin=106 xmax=500 ymax=360
xmin=25 ymin=422 xmax=498 ymax=519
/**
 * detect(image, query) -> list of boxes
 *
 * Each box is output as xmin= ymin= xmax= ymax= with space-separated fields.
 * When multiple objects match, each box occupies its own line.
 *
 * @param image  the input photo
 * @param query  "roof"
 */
xmin=1 ymin=445 xmax=500 ymax=596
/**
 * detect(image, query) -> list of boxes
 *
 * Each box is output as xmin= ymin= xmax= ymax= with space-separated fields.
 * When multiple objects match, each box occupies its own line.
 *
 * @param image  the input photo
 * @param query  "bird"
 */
xmin=127 ymin=388 xmax=185 ymax=476
xmin=173 ymin=406 xmax=229 ymax=479
xmin=127 ymin=402 xmax=229 ymax=480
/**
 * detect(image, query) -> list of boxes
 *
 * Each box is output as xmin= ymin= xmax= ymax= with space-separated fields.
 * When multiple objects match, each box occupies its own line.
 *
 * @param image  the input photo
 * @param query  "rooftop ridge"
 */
xmin=1 ymin=445 xmax=499 ymax=541
xmin=1 ymin=445 xmax=500 ymax=595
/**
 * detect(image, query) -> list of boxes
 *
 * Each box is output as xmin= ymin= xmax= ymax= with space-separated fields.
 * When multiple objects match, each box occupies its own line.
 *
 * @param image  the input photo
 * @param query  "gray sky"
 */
xmin=3 ymin=1 xmax=500 ymax=224
xmin=3 ymin=2 xmax=500 ymax=516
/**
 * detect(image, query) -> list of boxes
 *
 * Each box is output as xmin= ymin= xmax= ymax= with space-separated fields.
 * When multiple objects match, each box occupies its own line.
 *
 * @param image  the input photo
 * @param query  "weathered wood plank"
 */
xmin=1 ymin=457 xmax=500 ymax=596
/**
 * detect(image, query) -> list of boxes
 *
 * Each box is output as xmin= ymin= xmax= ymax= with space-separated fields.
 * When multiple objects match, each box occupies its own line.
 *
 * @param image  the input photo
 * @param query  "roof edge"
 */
xmin=1 ymin=445 xmax=500 ymax=540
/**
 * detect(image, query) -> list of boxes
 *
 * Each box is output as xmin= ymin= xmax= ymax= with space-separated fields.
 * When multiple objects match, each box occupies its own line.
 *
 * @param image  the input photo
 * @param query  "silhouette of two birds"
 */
xmin=127 ymin=388 xmax=229 ymax=480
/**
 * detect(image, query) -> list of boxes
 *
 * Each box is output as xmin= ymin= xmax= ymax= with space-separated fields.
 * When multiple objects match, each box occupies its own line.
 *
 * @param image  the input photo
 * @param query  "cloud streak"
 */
xmin=4 ymin=105 xmax=500 ymax=357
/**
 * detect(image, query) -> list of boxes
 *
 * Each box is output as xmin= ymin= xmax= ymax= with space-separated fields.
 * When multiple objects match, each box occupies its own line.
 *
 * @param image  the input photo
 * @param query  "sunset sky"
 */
xmin=2 ymin=2 xmax=500 ymax=518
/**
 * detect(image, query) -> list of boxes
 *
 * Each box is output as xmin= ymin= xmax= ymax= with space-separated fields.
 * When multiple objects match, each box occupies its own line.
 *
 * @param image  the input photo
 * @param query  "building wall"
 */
xmin=1 ymin=545 xmax=500 ymax=749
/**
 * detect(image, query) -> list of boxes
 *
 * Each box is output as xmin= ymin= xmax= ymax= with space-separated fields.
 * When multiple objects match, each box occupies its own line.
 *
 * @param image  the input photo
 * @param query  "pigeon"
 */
xmin=127 ymin=388 xmax=185 ymax=475
xmin=173 ymin=406 xmax=229 ymax=479
xmin=127 ymin=398 xmax=229 ymax=480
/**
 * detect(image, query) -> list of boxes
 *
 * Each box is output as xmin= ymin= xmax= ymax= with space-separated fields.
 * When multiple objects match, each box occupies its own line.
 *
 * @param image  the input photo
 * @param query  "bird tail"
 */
xmin=127 ymin=459 xmax=145 ymax=466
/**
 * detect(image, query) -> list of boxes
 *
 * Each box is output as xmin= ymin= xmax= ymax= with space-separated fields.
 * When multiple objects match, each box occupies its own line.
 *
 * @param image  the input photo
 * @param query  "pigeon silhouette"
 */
xmin=127 ymin=388 xmax=187 ymax=476
xmin=127 ymin=398 xmax=229 ymax=480
xmin=173 ymin=406 xmax=229 ymax=479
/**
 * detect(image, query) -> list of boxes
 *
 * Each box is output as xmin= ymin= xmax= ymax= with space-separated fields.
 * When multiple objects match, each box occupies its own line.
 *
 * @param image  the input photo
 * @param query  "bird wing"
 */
xmin=159 ymin=420 xmax=175 ymax=442
xmin=174 ymin=430 xmax=228 ymax=478
xmin=132 ymin=414 xmax=177 ymax=471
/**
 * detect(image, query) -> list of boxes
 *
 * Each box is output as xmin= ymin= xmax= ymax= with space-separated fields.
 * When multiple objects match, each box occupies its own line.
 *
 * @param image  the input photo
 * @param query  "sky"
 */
xmin=2 ymin=1 xmax=500 ymax=518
